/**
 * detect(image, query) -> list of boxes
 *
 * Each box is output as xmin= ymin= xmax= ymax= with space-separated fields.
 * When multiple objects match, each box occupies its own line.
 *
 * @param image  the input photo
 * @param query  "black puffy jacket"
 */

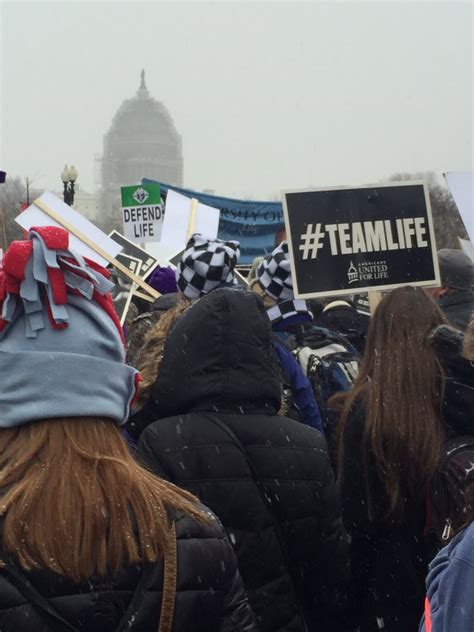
xmin=136 ymin=288 xmax=349 ymax=632
xmin=0 ymin=511 xmax=257 ymax=632
xmin=429 ymin=324 xmax=474 ymax=435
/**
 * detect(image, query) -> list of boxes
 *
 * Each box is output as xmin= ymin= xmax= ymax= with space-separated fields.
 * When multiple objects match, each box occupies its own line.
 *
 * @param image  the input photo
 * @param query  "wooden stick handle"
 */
xmin=368 ymin=290 xmax=382 ymax=314
xmin=186 ymin=198 xmax=198 ymax=241
xmin=133 ymin=290 xmax=155 ymax=303
xmin=33 ymin=198 xmax=160 ymax=299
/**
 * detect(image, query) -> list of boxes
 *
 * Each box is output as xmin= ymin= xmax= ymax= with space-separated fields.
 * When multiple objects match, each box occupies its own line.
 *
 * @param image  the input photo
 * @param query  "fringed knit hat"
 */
xmin=0 ymin=227 xmax=140 ymax=428
xmin=177 ymin=233 xmax=240 ymax=300
xmin=256 ymin=241 xmax=294 ymax=301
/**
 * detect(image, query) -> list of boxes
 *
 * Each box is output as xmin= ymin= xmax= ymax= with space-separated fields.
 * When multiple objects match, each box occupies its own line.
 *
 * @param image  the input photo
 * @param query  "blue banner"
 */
xmin=142 ymin=178 xmax=284 ymax=264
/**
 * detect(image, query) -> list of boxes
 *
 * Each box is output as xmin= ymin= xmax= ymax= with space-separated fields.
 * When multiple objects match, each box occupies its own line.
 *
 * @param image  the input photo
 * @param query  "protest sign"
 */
xmin=234 ymin=269 xmax=249 ymax=287
xmin=17 ymin=192 xmax=122 ymax=267
xmin=445 ymin=171 xmax=473 ymax=241
xmin=145 ymin=241 xmax=183 ymax=269
xmin=353 ymin=293 xmax=371 ymax=316
xmin=283 ymin=181 xmax=440 ymax=299
xmin=143 ymin=179 xmax=283 ymax=263
xmin=161 ymin=189 xmax=220 ymax=252
xmin=167 ymin=248 xmax=185 ymax=270
xmin=109 ymin=254 xmax=141 ymax=325
xmin=108 ymin=230 xmax=160 ymax=279
xmin=121 ymin=183 xmax=163 ymax=243
xmin=16 ymin=193 xmax=159 ymax=300
xmin=459 ymin=238 xmax=474 ymax=263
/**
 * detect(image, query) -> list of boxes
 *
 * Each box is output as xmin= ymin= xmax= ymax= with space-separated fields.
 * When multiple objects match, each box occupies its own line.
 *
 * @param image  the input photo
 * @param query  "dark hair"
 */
xmin=274 ymin=226 xmax=287 ymax=247
xmin=336 ymin=286 xmax=447 ymax=518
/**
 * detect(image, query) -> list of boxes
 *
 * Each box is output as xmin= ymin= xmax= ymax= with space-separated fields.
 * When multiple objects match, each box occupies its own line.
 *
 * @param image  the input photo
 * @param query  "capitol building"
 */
xmin=98 ymin=70 xmax=183 ymax=229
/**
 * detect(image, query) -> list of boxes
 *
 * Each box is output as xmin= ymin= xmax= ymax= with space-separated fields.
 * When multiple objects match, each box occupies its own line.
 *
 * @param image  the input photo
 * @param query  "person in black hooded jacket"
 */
xmin=428 ymin=323 xmax=474 ymax=436
xmin=136 ymin=287 xmax=350 ymax=632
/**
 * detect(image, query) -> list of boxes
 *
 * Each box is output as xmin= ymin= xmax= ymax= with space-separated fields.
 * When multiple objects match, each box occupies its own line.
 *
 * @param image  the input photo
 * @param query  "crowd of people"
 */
xmin=0 ymin=224 xmax=473 ymax=631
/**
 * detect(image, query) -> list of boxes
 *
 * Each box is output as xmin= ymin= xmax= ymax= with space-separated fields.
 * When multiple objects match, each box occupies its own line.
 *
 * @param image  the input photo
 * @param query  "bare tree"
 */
xmin=0 ymin=177 xmax=43 ymax=250
xmin=386 ymin=171 xmax=468 ymax=249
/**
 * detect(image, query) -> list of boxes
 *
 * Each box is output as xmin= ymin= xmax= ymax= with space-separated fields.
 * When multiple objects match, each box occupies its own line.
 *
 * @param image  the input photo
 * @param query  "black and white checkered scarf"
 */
xmin=266 ymin=298 xmax=313 ymax=326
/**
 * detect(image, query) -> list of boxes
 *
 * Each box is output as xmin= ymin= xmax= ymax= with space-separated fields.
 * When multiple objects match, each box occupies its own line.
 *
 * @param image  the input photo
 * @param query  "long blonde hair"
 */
xmin=0 ymin=418 xmax=206 ymax=582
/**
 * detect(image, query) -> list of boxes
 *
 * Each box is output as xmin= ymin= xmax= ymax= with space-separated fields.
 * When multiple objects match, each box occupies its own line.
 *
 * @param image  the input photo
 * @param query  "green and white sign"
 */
xmin=121 ymin=183 xmax=163 ymax=243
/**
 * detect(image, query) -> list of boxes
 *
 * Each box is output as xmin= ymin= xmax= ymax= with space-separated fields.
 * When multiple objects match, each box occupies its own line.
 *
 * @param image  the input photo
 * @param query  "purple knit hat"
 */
xmin=147 ymin=266 xmax=177 ymax=295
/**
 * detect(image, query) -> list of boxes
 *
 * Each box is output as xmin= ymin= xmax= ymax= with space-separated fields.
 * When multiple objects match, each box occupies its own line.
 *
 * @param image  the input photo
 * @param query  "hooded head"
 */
xmin=0 ymin=227 xmax=139 ymax=428
xmin=437 ymin=248 xmax=474 ymax=291
xmin=152 ymin=287 xmax=281 ymax=418
xmin=176 ymin=233 xmax=240 ymax=300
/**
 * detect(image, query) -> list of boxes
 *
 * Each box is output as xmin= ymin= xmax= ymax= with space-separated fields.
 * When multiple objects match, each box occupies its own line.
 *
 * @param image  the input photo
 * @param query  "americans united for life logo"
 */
xmin=347 ymin=262 xmax=359 ymax=284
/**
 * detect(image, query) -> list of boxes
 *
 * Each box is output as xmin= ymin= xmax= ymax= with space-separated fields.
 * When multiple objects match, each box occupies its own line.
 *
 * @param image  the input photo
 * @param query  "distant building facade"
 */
xmin=99 ymin=70 xmax=183 ymax=230
xmin=71 ymin=187 xmax=100 ymax=221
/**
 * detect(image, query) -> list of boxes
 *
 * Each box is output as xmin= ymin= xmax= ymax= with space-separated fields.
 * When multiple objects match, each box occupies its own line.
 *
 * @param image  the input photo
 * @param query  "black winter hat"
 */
xmin=437 ymin=249 xmax=473 ymax=291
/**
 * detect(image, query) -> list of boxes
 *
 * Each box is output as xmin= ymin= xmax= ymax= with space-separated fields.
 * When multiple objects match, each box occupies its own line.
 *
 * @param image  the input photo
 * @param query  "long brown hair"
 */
xmin=464 ymin=318 xmax=474 ymax=361
xmin=336 ymin=286 xmax=447 ymax=517
xmin=136 ymin=297 xmax=191 ymax=408
xmin=0 ymin=418 xmax=207 ymax=582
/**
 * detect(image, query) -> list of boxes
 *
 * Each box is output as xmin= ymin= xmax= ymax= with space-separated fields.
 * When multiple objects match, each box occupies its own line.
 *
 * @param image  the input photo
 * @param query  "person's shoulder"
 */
xmin=451 ymin=522 xmax=474 ymax=566
xmin=439 ymin=290 xmax=474 ymax=308
xmin=173 ymin=504 xmax=225 ymax=540
xmin=263 ymin=413 xmax=329 ymax=450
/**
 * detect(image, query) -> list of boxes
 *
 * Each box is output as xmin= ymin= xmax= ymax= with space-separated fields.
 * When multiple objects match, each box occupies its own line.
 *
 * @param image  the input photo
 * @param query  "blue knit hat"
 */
xmin=0 ymin=227 xmax=139 ymax=428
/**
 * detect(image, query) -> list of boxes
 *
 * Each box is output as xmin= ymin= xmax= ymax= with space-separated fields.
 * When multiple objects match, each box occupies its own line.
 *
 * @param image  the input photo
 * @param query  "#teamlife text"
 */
xmin=299 ymin=216 xmax=428 ymax=260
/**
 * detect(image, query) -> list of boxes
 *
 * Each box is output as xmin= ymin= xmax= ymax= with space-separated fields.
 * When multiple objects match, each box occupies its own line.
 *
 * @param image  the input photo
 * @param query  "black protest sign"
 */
xmin=109 ymin=254 xmax=142 ymax=325
xmin=108 ymin=230 xmax=159 ymax=279
xmin=353 ymin=293 xmax=371 ymax=316
xmin=283 ymin=182 xmax=440 ymax=299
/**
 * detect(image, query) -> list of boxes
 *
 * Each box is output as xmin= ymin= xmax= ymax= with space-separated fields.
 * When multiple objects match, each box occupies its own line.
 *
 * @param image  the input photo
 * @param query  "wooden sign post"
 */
xmin=33 ymin=198 xmax=160 ymax=300
xmin=368 ymin=290 xmax=382 ymax=315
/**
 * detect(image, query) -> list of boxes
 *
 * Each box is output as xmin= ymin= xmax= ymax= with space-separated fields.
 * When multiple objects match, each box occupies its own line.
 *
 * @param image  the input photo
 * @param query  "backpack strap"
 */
xmin=158 ymin=521 xmax=177 ymax=632
xmin=0 ymin=522 xmax=178 ymax=632
xmin=0 ymin=557 xmax=79 ymax=632
xmin=114 ymin=561 xmax=159 ymax=632
xmin=116 ymin=520 xmax=177 ymax=632
xmin=202 ymin=413 xmax=309 ymax=631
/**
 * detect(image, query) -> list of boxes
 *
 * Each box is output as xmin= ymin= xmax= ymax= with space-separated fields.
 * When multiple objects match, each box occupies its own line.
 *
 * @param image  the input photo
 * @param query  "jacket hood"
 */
xmin=152 ymin=287 xmax=281 ymax=417
xmin=429 ymin=325 xmax=474 ymax=435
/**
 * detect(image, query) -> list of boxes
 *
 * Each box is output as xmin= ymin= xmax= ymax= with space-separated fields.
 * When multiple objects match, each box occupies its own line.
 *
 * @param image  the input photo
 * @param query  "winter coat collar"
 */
xmin=438 ymin=289 xmax=474 ymax=308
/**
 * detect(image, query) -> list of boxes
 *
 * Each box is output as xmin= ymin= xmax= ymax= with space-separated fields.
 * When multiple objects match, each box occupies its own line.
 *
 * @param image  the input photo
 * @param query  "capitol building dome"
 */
xmin=100 ymin=70 xmax=183 ymax=225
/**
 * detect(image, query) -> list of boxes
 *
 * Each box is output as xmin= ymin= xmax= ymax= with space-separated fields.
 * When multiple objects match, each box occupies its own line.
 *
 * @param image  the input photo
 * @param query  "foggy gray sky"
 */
xmin=1 ymin=1 xmax=472 ymax=199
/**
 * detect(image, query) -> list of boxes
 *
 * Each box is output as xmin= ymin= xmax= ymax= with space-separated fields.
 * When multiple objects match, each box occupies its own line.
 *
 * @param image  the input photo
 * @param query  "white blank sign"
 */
xmin=445 ymin=171 xmax=474 ymax=242
xmin=17 ymin=192 xmax=122 ymax=267
xmin=161 ymin=189 xmax=220 ymax=252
